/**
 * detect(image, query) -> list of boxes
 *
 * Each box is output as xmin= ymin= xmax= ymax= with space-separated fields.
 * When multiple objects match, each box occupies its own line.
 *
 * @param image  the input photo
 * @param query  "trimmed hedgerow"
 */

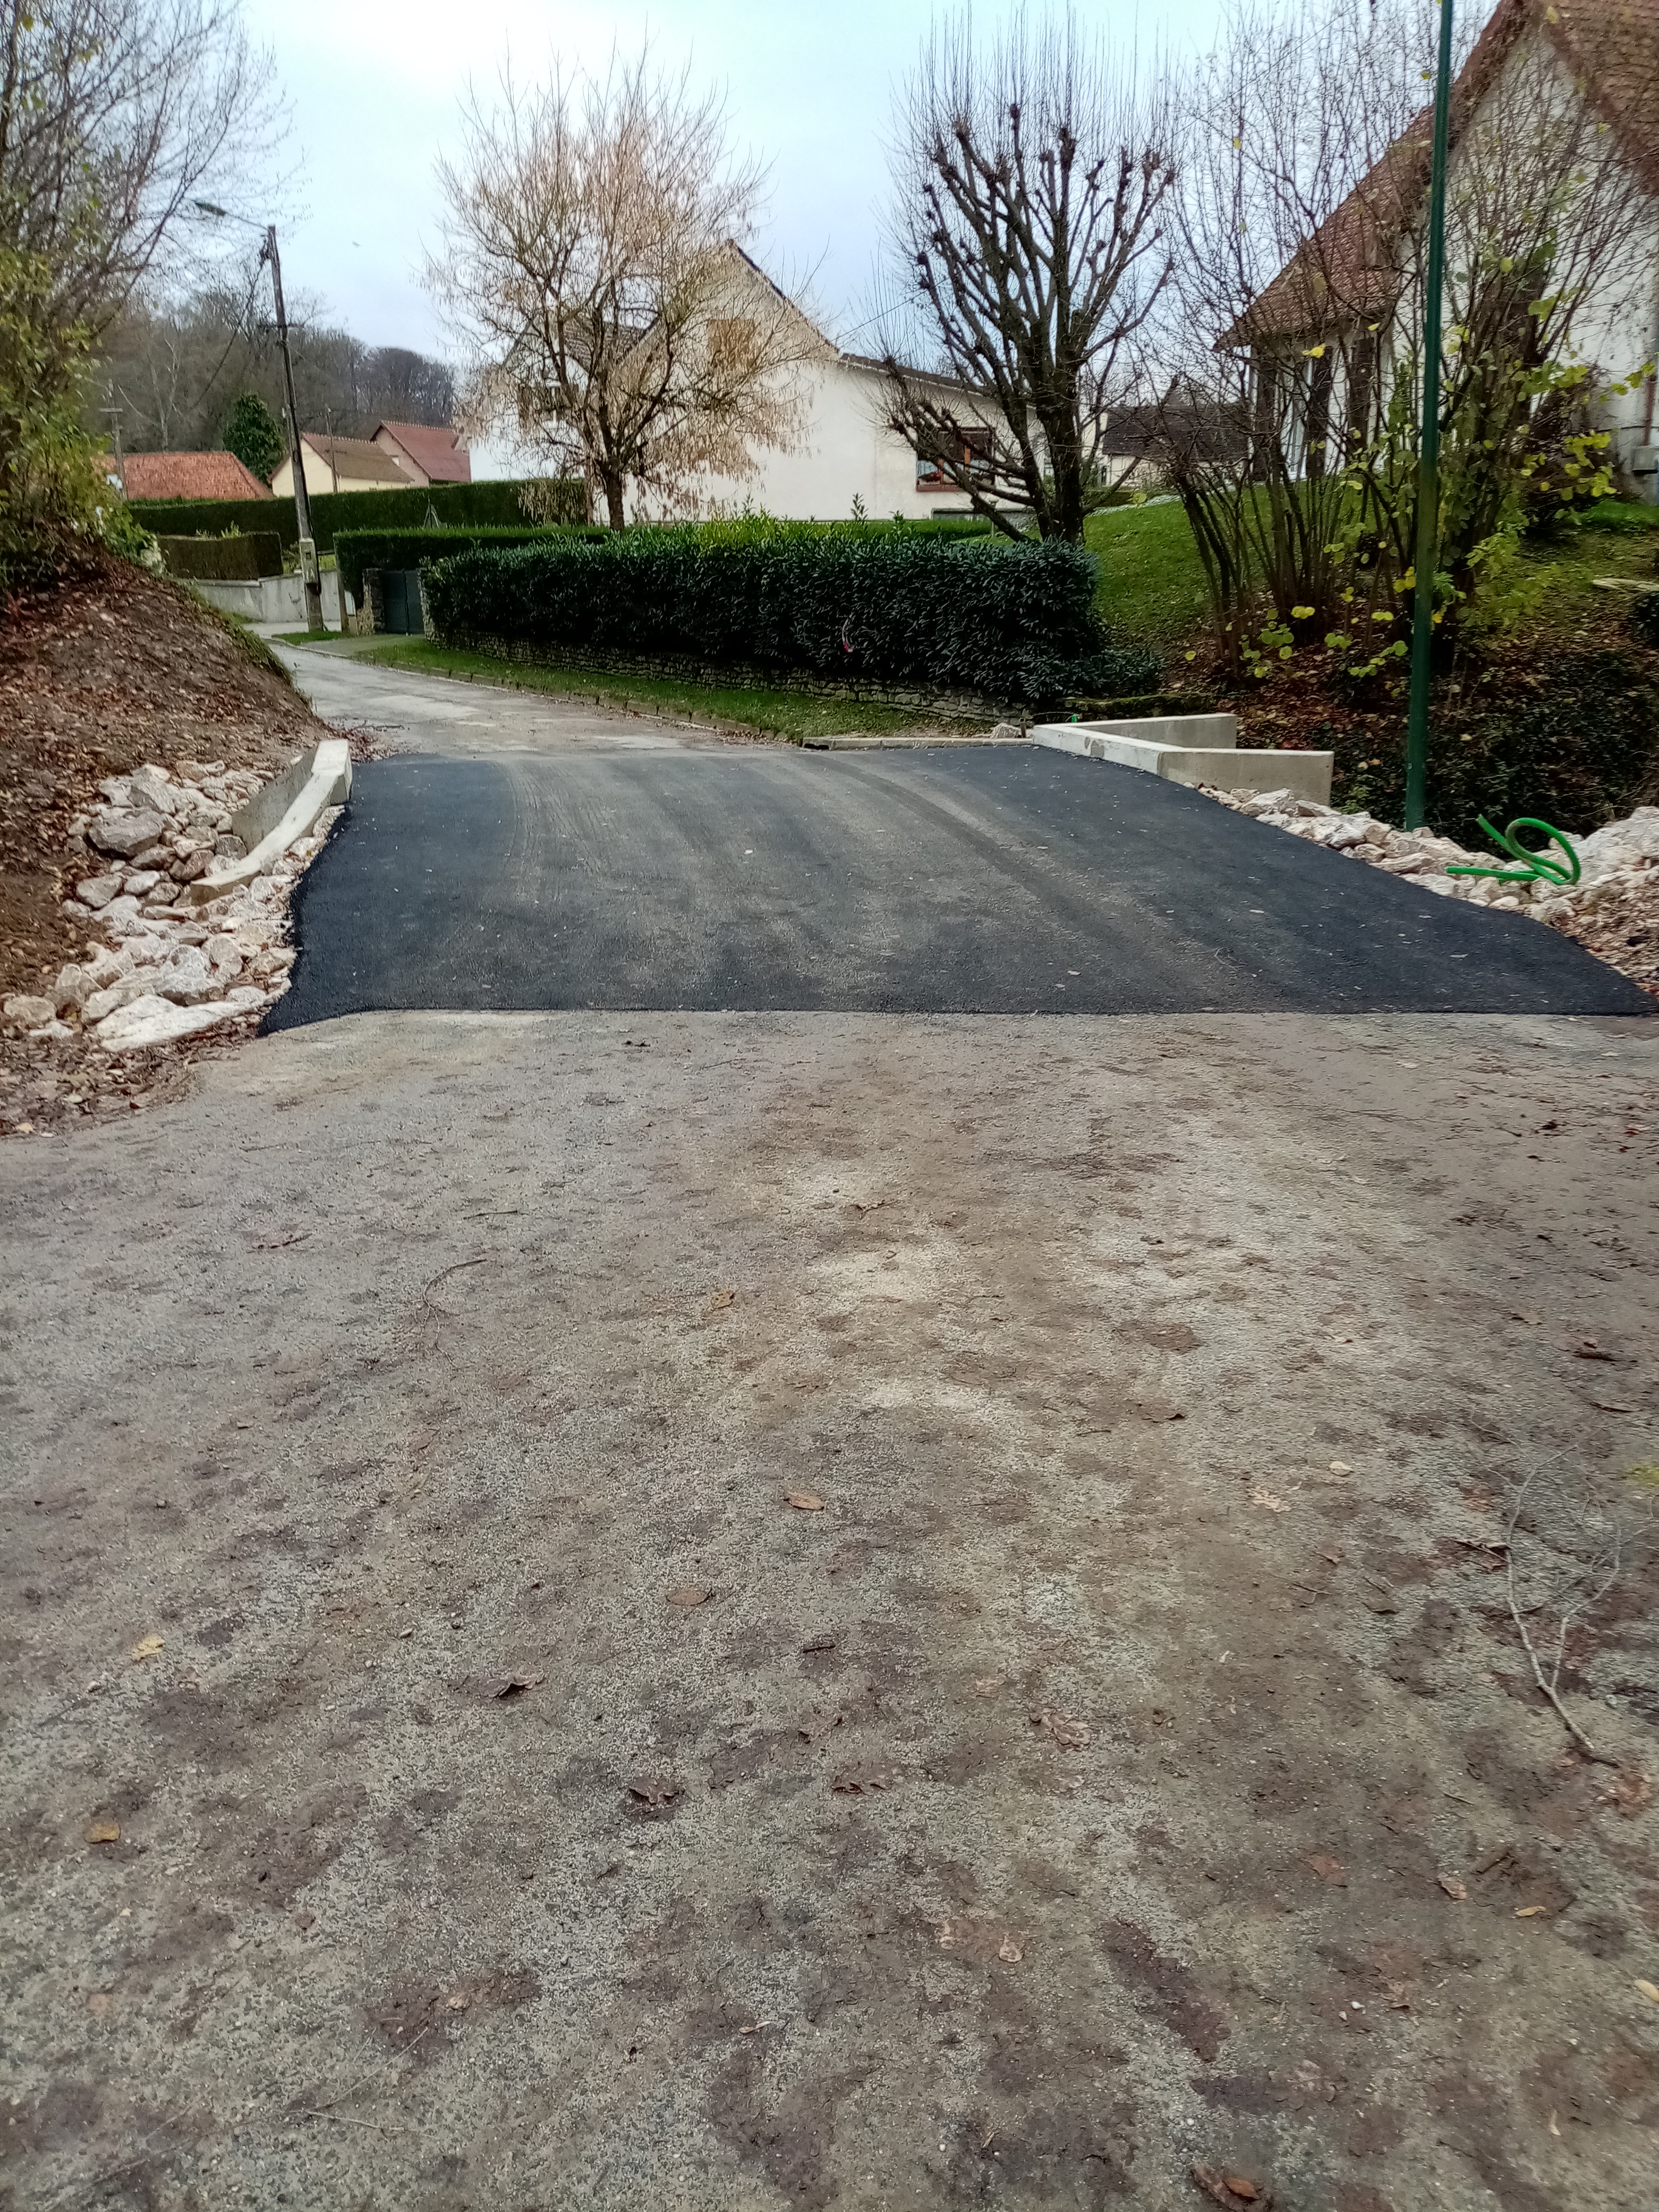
xmin=333 ymin=524 xmax=602 ymax=607
xmin=127 ymin=476 xmax=582 ymax=552
xmin=155 ymin=532 xmax=283 ymax=581
xmin=421 ymin=524 xmax=1157 ymax=704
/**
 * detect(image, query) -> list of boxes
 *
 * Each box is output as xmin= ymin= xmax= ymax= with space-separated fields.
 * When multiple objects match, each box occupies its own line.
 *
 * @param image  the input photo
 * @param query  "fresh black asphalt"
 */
xmin=268 ymin=747 xmax=1654 ymax=1023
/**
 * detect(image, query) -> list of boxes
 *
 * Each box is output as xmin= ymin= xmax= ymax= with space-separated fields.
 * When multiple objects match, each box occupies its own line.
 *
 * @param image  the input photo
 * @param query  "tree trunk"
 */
xmin=601 ymin=468 xmax=626 ymax=529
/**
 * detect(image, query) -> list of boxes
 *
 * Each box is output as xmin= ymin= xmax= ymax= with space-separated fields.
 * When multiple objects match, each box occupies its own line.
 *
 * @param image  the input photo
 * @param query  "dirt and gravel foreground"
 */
xmin=2 ymin=1008 xmax=1656 ymax=2211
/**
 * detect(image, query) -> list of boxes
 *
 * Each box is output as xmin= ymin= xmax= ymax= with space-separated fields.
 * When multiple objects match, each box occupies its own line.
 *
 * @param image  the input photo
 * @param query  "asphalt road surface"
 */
xmin=270 ymin=745 xmax=1652 ymax=1024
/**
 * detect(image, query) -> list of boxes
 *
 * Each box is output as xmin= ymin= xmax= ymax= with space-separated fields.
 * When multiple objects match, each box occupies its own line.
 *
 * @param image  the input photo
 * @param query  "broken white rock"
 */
xmin=87 ymin=808 xmax=167 ymax=859
xmin=94 ymin=995 xmax=245 ymax=1053
xmin=76 ymin=874 xmax=122 ymax=910
xmin=3 ymin=993 xmax=56 ymax=1031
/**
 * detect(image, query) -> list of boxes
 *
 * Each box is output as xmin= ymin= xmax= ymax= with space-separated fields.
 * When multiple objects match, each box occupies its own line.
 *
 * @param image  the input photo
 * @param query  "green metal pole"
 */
xmin=1404 ymin=0 xmax=1455 ymax=830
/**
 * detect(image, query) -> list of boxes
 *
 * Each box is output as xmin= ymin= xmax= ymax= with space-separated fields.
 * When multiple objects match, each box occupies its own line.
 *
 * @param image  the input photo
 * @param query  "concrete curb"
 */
xmin=1032 ymin=717 xmax=1333 ymax=803
xmin=185 ymin=739 xmax=352 ymax=908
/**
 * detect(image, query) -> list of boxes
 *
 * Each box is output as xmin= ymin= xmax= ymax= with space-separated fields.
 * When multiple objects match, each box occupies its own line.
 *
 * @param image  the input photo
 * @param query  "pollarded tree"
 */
xmin=874 ymin=9 xmax=1178 ymax=541
xmin=426 ymin=48 xmax=812 ymax=528
xmin=223 ymin=388 xmax=282 ymax=482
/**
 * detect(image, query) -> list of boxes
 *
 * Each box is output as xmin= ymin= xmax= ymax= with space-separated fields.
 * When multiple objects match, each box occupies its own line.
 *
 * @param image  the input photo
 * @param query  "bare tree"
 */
xmin=0 ymin=0 xmax=282 ymax=555
xmin=874 ymin=9 xmax=1177 ymax=542
xmin=426 ymin=48 xmax=812 ymax=529
xmin=1152 ymin=0 xmax=1659 ymax=669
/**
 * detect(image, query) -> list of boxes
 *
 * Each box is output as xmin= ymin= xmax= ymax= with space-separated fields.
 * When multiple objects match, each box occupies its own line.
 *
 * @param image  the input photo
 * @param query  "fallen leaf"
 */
xmin=784 ymin=1491 xmax=825 ymax=1511
xmin=1323 ymin=1547 xmax=1345 ymax=1565
xmin=831 ymin=1765 xmax=894 ymax=1794
xmin=801 ymin=1634 xmax=836 ymax=1653
xmin=85 ymin=1820 xmax=120 ymax=1845
xmin=488 ymin=1673 xmax=546 ymax=1699
xmin=1032 ymin=1708 xmax=1091 ymax=1750
xmin=1636 ymin=1979 xmax=1659 ymax=2005
xmin=1385 ymin=1981 xmax=1411 ymax=2010
xmin=129 ymin=1635 xmax=163 ymax=1663
xmin=665 ymin=1585 xmax=710 ymax=1607
xmin=1438 ymin=1874 xmax=1468 ymax=1900
xmin=625 ymin=1776 xmax=680 ymax=1807
xmin=708 ymin=1287 xmax=735 ymax=1311
xmin=1328 ymin=1460 xmax=1353 ymax=1474
xmin=852 ymin=1199 xmax=885 ymax=1213
xmin=1515 ymin=1904 xmax=1547 ymax=1918
xmin=1599 ymin=1770 xmax=1654 ymax=1816
xmin=1511 ymin=1311 xmax=1541 ymax=1325
xmin=1191 ymin=2166 xmax=1269 ymax=2210
xmin=1548 ymin=2110 xmax=1561 ymax=2138
xmin=1250 ymin=1487 xmax=1288 ymax=1512
xmin=1306 ymin=1854 xmax=1347 ymax=1886
xmin=447 ymin=1992 xmax=468 ymax=2010
xmin=973 ymin=1674 xmax=1000 ymax=1694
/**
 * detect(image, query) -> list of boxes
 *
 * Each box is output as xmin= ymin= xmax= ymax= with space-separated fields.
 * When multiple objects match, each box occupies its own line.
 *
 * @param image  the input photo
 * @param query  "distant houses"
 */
xmin=270 ymin=423 xmax=472 ymax=498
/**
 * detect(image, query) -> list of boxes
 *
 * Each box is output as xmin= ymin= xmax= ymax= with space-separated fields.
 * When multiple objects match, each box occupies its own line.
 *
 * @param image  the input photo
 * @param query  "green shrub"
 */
xmin=1328 ymin=648 xmax=1659 ymax=841
xmin=334 ymin=523 xmax=600 ymax=606
xmin=127 ymin=476 xmax=583 ymax=553
xmin=422 ymin=522 xmax=1158 ymax=705
xmin=155 ymin=531 xmax=282 ymax=581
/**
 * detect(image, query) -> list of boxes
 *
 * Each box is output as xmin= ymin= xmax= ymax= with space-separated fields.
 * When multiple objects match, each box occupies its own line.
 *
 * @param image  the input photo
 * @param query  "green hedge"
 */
xmin=128 ymin=476 xmax=583 ymax=553
xmin=421 ymin=523 xmax=1157 ymax=704
xmin=156 ymin=532 xmax=283 ymax=581
xmin=334 ymin=524 xmax=603 ymax=606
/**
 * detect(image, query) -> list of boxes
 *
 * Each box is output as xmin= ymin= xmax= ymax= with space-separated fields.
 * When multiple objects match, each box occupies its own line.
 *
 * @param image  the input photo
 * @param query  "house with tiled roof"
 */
xmin=1238 ymin=0 xmax=1659 ymax=493
xmin=372 ymin=421 xmax=471 ymax=484
xmin=119 ymin=451 xmax=271 ymax=502
xmin=270 ymin=433 xmax=423 ymax=498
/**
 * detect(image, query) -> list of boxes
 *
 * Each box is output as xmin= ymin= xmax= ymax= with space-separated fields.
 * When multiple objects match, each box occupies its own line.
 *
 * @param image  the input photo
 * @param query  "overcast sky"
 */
xmin=236 ymin=0 xmax=1219 ymax=361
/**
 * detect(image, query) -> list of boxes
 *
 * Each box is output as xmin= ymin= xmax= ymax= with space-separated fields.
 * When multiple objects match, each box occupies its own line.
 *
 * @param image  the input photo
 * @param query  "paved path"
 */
xmin=4 ymin=1008 xmax=1656 ymax=2210
xmin=271 ymin=745 xmax=1649 ymax=1023
xmin=274 ymin=638 xmax=750 ymax=758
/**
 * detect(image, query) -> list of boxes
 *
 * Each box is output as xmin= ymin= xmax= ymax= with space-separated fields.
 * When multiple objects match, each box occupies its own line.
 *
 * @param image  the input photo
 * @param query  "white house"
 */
xmin=472 ymin=245 xmax=1010 ymax=522
xmin=1240 ymin=0 xmax=1659 ymax=496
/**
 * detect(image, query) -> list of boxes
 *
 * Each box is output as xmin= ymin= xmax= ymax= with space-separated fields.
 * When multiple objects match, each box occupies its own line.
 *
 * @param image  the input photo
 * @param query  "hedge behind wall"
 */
xmin=421 ymin=524 xmax=1158 ymax=704
xmin=128 ymin=477 xmax=583 ymax=553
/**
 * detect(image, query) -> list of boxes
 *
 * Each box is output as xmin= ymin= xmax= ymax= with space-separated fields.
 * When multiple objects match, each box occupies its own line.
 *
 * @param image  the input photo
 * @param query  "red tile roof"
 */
xmin=1237 ymin=0 xmax=1659 ymax=342
xmin=121 ymin=451 xmax=272 ymax=501
xmin=372 ymin=421 xmax=472 ymax=483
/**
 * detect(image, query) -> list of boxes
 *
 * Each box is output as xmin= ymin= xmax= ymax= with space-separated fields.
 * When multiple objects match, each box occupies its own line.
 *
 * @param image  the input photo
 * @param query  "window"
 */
xmin=916 ymin=424 xmax=994 ymax=490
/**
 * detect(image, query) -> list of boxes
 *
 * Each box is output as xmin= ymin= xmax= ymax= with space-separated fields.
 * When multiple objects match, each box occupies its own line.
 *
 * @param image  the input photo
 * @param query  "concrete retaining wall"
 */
xmin=192 ymin=573 xmax=342 ymax=626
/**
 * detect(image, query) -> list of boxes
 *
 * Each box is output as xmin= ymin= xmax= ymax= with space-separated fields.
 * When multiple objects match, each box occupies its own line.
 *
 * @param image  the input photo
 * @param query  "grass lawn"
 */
xmin=280 ymin=634 xmax=976 ymax=743
xmin=1084 ymin=499 xmax=1210 ymax=650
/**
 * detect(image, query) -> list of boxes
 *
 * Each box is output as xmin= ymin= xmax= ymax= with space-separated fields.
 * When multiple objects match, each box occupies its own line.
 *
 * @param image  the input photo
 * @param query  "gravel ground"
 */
xmin=2 ymin=1007 xmax=1656 ymax=2211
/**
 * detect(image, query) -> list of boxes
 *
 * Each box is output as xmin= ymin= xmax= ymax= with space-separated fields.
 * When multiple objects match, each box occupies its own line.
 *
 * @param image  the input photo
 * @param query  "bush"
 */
xmin=421 ymin=522 xmax=1157 ymax=704
xmin=126 ymin=475 xmax=584 ymax=553
xmin=155 ymin=531 xmax=282 ymax=581
xmin=333 ymin=524 xmax=601 ymax=607
xmin=1328 ymin=648 xmax=1659 ymax=842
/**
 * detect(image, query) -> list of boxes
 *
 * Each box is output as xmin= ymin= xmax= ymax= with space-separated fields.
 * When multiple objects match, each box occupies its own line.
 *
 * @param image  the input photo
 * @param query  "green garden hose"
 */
xmin=1445 ymin=815 xmax=1582 ymax=887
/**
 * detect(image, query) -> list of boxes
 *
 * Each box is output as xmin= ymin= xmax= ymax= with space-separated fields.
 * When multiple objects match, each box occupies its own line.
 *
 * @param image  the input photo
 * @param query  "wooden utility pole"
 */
xmin=265 ymin=224 xmax=325 ymax=635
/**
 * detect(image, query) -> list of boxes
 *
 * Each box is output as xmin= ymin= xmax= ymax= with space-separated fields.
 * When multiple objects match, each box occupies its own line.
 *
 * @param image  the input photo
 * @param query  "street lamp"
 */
xmin=193 ymin=201 xmax=325 ymax=634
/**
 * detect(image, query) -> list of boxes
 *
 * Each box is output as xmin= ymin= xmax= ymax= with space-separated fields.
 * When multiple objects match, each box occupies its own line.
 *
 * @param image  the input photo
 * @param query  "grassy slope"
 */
xmin=285 ymin=635 xmax=976 ymax=744
xmin=1083 ymin=500 xmax=1211 ymax=651
xmin=1084 ymin=492 xmax=1659 ymax=663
